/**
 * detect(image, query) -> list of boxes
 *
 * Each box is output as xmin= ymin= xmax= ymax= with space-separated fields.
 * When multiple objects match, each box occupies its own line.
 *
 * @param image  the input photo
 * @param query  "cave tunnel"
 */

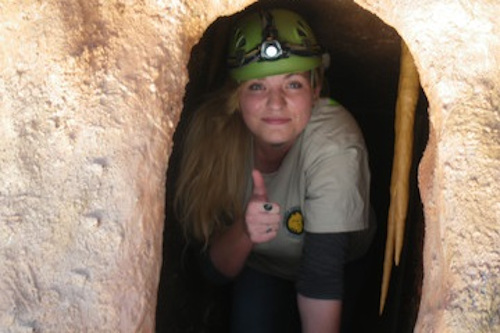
xmin=1 ymin=1 xmax=498 ymax=331
xmin=156 ymin=1 xmax=428 ymax=332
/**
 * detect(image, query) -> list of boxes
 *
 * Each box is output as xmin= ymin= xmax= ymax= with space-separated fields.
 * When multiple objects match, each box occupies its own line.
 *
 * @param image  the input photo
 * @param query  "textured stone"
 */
xmin=0 ymin=0 xmax=499 ymax=332
xmin=0 ymin=1 xmax=252 ymax=331
xmin=353 ymin=0 xmax=500 ymax=331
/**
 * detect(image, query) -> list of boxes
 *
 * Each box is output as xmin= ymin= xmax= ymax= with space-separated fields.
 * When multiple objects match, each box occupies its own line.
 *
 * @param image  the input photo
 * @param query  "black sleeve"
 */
xmin=296 ymin=232 xmax=348 ymax=300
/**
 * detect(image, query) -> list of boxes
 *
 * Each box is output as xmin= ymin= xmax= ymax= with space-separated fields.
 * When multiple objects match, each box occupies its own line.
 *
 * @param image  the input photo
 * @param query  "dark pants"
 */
xmin=230 ymin=256 xmax=373 ymax=333
xmin=231 ymin=267 xmax=302 ymax=333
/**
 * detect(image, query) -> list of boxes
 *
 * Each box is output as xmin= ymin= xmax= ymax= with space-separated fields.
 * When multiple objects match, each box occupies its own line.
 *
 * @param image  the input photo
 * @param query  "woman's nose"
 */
xmin=267 ymin=89 xmax=285 ymax=109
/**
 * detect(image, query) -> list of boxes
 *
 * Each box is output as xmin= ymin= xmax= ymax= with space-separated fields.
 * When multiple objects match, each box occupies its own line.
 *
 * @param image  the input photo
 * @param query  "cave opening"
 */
xmin=156 ymin=1 xmax=428 ymax=332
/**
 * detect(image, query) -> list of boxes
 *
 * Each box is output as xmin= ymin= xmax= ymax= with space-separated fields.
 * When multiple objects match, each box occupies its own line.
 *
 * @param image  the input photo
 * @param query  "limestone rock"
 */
xmin=0 ymin=1 xmax=252 ymax=331
xmin=354 ymin=0 xmax=500 ymax=331
xmin=0 ymin=0 xmax=499 ymax=332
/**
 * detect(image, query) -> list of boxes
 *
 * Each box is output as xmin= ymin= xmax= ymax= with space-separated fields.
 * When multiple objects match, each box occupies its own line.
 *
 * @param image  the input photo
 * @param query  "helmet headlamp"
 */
xmin=260 ymin=40 xmax=284 ymax=60
xmin=227 ymin=9 xmax=325 ymax=82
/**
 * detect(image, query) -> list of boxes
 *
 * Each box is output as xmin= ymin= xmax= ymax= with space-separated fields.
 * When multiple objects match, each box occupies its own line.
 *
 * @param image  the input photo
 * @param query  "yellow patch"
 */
xmin=286 ymin=210 xmax=304 ymax=235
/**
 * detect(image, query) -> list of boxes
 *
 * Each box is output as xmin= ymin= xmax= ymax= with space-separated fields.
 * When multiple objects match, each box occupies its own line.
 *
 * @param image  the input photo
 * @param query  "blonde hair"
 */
xmin=174 ymin=81 xmax=251 ymax=245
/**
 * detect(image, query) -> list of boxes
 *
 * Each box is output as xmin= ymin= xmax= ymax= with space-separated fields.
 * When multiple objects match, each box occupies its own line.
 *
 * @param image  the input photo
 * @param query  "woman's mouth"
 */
xmin=262 ymin=117 xmax=290 ymax=125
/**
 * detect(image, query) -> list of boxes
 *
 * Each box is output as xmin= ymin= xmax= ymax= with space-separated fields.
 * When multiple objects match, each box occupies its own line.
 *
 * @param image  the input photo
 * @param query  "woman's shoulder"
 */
xmin=304 ymin=98 xmax=365 ymax=148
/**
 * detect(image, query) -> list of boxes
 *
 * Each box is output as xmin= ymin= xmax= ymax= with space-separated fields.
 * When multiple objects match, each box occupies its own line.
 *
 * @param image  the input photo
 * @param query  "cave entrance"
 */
xmin=156 ymin=1 xmax=428 ymax=332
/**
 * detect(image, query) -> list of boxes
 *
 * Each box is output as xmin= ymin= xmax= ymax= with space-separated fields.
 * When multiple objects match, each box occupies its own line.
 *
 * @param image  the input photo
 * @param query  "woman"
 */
xmin=175 ymin=8 xmax=375 ymax=333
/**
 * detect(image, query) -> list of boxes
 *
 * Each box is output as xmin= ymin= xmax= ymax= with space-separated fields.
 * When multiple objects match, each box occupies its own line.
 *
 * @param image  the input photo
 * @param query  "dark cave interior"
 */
xmin=156 ymin=1 xmax=428 ymax=332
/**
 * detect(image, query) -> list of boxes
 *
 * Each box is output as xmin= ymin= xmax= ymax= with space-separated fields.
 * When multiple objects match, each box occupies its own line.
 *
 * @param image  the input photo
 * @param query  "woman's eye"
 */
xmin=288 ymin=81 xmax=303 ymax=89
xmin=248 ymin=83 xmax=264 ymax=91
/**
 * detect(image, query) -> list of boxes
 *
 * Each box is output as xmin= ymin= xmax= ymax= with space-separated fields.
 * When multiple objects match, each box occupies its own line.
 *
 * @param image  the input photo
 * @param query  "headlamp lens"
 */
xmin=265 ymin=45 xmax=279 ymax=57
xmin=261 ymin=40 xmax=283 ymax=60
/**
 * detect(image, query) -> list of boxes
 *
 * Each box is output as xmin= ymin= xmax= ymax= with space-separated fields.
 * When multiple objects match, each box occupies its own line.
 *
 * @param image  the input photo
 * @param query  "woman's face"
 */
xmin=238 ymin=72 xmax=319 ymax=151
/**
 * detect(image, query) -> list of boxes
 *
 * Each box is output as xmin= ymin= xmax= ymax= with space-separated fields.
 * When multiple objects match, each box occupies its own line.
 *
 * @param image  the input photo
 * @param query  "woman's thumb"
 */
xmin=251 ymin=169 xmax=268 ymax=201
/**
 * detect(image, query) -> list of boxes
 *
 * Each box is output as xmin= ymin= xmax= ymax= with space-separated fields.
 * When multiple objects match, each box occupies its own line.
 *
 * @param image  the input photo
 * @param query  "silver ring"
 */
xmin=265 ymin=227 xmax=273 ymax=233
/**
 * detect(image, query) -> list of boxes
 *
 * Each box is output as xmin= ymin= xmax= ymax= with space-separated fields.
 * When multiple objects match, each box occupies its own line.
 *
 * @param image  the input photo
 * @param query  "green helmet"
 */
xmin=227 ymin=9 xmax=324 ymax=82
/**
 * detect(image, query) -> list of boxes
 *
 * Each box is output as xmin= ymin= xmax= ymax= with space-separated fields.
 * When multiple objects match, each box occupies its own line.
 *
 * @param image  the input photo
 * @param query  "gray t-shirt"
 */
xmin=245 ymin=98 xmax=373 ymax=280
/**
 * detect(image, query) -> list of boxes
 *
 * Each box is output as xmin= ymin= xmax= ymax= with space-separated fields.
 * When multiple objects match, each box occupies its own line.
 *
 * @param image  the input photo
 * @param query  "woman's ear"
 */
xmin=311 ymin=67 xmax=324 ymax=99
xmin=314 ymin=84 xmax=322 ymax=99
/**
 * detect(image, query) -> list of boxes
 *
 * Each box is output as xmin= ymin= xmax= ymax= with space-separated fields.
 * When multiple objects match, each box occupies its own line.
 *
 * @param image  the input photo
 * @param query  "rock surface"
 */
xmin=0 ymin=0 xmax=498 ymax=332
xmin=354 ymin=0 xmax=500 ymax=331
xmin=0 ymin=1 xmax=252 ymax=331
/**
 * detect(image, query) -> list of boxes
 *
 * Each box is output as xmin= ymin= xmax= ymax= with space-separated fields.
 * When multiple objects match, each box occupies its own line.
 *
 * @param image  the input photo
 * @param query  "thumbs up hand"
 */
xmin=245 ymin=169 xmax=281 ymax=243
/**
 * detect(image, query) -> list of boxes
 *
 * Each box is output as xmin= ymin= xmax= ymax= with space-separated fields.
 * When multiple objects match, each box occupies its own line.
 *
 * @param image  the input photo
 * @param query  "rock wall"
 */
xmin=0 ymin=0 xmax=499 ymax=332
xmin=353 ymin=0 xmax=500 ymax=331
xmin=0 ymin=1 xmax=252 ymax=331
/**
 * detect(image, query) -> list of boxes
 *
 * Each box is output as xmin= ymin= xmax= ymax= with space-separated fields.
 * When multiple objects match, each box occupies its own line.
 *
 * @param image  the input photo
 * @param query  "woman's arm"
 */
xmin=209 ymin=219 xmax=253 ymax=278
xmin=296 ymin=232 xmax=348 ymax=332
xmin=298 ymin=295 xmax=342 ymax=333
xmin=210 ymin=170 xmax=281 ymax=278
